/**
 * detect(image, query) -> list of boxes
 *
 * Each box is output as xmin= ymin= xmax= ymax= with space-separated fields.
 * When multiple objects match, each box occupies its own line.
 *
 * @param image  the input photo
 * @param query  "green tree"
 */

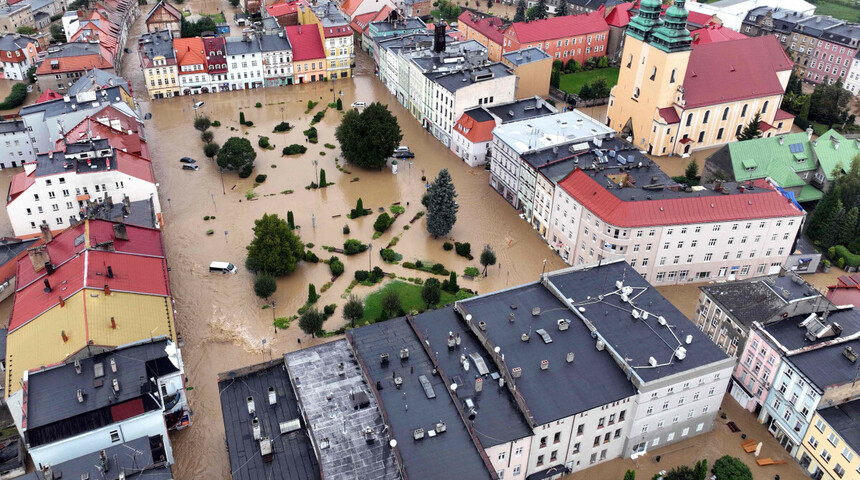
xmin=590 ymin=77 xmax=610 ymax=98
xmin=336 ymin=98 xmax=343 ymax=110
xmin=579 ymin=83 xmax=593 ymax=99
xmin=513 ymin=0 xmax=526 ymax=21
xmin=374 ymin=213 xmax=393 ymax=233
xmin=319 ymin=168 xmax=327 ymax=186
xmin=299 ymin=307 xmax=324 ymax=337
xmin=26 ymin=65 xmax=36 ymax=84
xmin=808 ymin=186 xmax=841 ymax=243
xmin=787 ymin=71 xmax=803 ymax=96
xmin=201 ymin=130 xmax=214 ymax=143
xmin=799 ymin=95 xmax=811 ymax=120
xmin=736 ymin=112 xmax=762 ymax=140
xmin=329 ymin=258 xmax=345 ymax=276
xmin=623 ymin=470 xmax=636 ymax=480
xmin=245 ymin=214 xmax=304 ymax=276
xmin=287 ymin=211 xmax=295 ymax=230
xmin=254 ymin=274 xmax=277 ymax=299
xmin=825 ymin=199 xmax=845 ymax=248
xmin=480 ymin=244 xmax=497 ymax=275
xmin=50 ymin=24 xmax=66 ymax=42
xmin=203 ymin=142 xmax=220 ymax=159
xmin=426 ymin=169 xmax=459 ymax=238
xmin=685 ymin=158 xmax=699 ymax=181
xmin=840 ymin=206 xmax=859 ymax=246
xmin=343 ymin=294 xmax=364 ymax=327
xmin=809 ymin=79 xmax=852 ymax=127
xmin=663 ymin=466 xmax=696 ymax=480
xmin=711 ymin=455 xmax=752 ymax=480
xmin=694 ymin=459 xmax=708 ymax=480
xmin=421 ymin=278 xmax=442 ymax=308
xmin=487 ymin=0 xmax=493 ymax=9
xmin=550 ymin=69 xmax=561 ymax=88
xmin=556 ymin=0 xmax=568 ymax=16
xmin=16 ymin=26 xmax=36 ymax=35
xmin=308 ymin=283 xmax=318 ymax=303
xmin=181 ymin=16 xmax=216 ymax=37
xmin=335 ymin=102 xmax=403 ymax=169
xmin=194 ymin=115 xmax=211 ymax=131
xmin=0 ymin=83 xmax=27 ymax=110
xmin=217 ymin=137 xmax=256 ymax=176
xmin=239 ymin=111 xmax=246 ymax=125
xmin=534 ymin=0 xmax=548 ymax=18
xmin=381 ymin=289 xmax=402 ymax=318
xmin=443 ymin=271 xmax=459 ymax=293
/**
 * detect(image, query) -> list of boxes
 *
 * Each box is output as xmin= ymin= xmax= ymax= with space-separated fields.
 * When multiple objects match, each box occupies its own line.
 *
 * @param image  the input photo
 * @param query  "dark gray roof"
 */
xmin=0 ymin=33 xmax=37 ymax=52
xmin=19 ymin=435 xmax=173 ymax=480
xmin=744 ymin=7 xmax=805 ymax=33
xmin=218 ymin=359 xmax=320 ymax=480
xmin=82 ymin=198 xmax=157 ymax=228
xmin=44 ymin=42 xmax=103 ymax=59
xmin=701 ymin=274 xmax=825 ymax=328
xmin=432 ymin=63 xmax=513 ymax=93
xmin=68 ymin=69 xmax=129 ymax=96
xmin=0 ymin=237 xmax=36 ymax=268
xmin=463 ymin=107 xmax=494 ymax=123
xmin=503 ymin=47 xmax=550 ymax=66
xmin=259 ymin=33 xmax=292 ymax=52
xmin=0 ymin=119 xmax=26 ymax=135
xmin=347 ymin=318 xmax=493 ymax=480
xmin=822 ymin=22 xmax=860 ymax=45
xmin=818 ymin=399 xmax=860 ymax=455
xmin=377 ymin=32 xmax=436 ymax=52
xmin=226 ymin=35 xmax=261 ymax=55
xmin=25 ymin=339 xmax=175 ymax=430
xmin=19 ymin=86 xmax=128 ymax=119
xmin=763 ymin=307 xmax=860 ymax=352
xmin=139 ymin=30 xmax=176 ymax=62
xmin=34 ymin=139 xmax=117 ymax=178
xmin=284 ymin=339 xmax=399 ymax=480
xmin=413 ymin=309 xmax=533 ymax=447
xmin=487 ymin=97 xmax=555 ymax=124
xmin=546 ymin=261 xmax=732 ymax=384
xmin=458 ymin=281 xmax=636 ymax=425
xmin=371 ymin=17 xmax=426 ymax=33
xmin=787 ymin=338 xmax=860 ymax=390
xmin=796 ymin=15 xmax=844 ymax=38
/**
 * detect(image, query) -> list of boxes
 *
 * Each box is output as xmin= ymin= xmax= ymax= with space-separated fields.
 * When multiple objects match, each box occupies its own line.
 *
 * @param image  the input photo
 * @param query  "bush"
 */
xmin=212 ymin=120 xmax=221 ymax=127
xmin=354 ymin=270 xmax=370 ymax=281
xmin=304 ymin=251 xmax=319 ymax=263
xmin=343 ymin=225 xmax=350 ymax=234
xmin=442 ymin=272 xmax=459 ymax=293
xmin=371 ymin=266 xmax=384 ymax=281
xmin=833 ymin=245 xmax=860 ymax=268
xmin=464 ymin=267 xmax=480 ymax=277
xmin=415 ymin=260 xmax=424 ymax=268
xmin=443 ymin=242 xmax=453 ymax=251
xmin=203 ymin=142 xmax=220 ymax=159
xmin=239 ymin=164 xmax=253 ymax=178
xmin=0 ymin=83 xmax=27 ymax=110
xmin=255 ymin=174 xmax=267 ymax=183
xmin=244 ymin=121 xmax=254 ymax=127
xmin=711 ymin=455 xmax=752 ymax=480
xmin=402 ymin=262 xmax=416 ymax=269
xmin=380 ymin=248 xmax=397 ymax=262
xmin=307 ymin=99 xmax=318 ymax=111
xmin=308 ymin=283 xmax=319 ymax=304
xmin=255 ymin=102 xmax=262 ymax=108
xmin=303 ymin=127 xmax=318 ymax=143
xmin=201 ymin=130 xmax=214 ymax=143
xmin=330 ymin=259 xmax=344 ymax=276
xmin=273 ymin=122 xmax=292 ymax=132
xmin=239 ymin=111 xmax=246 ymax=125
xmin=344 ymin=239 xmax=368 ymax=255
xmin=254 ymin=274 xmax=277 ymax=298
xmin=374 ymin=213 xmax=393 ymax=233
xmin=390 ymin=205 xmax=405 ymax=215
xmin=258 ymin=136 xmax=271 ymax=149
xmin=323 ymin=304 xmax=336 ymax=316
xmin=431 ymin=263 xmax=446 ymax=274
xmin=454 ymin=242 xmax=471 ymax=258
xmin=283 ymin=144 xmax=308 ymax=155
xmin=194 ymin=116 xmax=211 ymax=132
xmin=324 ymin=143 xmax=336 ymax=149
xmin=311 ymin=110 xmax=326 ymax=125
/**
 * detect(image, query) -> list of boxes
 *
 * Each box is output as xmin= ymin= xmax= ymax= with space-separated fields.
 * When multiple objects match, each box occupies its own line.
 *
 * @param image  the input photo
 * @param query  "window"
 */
xmin=834 ymin=464 xmax=845 ymax=478
xmin=670 ymin=68 xmax=676 ymax=83
xmin=722 ymin=107 xmax=729 ymax=121
xmin=540 ymin=436 xmax=547 ymax=448
xmin=650 ymin=66 xmax=657 ymax=80
xmin=842 ymin=447 xmax=854 ymax=462
xmin=513 ymin=465 xmax=521 ymax=475
xmin=686 ymin=114 xmax=693 ymax=127
xmin=821 ymin=449 xmax=832 ymax=463
xmin=554 ymin=432 xmax=561 ymax=443
xmin=498 ymin=451 xmax=507 ymax=461
xmin=703 ymin=111 xmax=710 ymax=124
xmin=110 ymin=430 xmax=120 ymax=442
xmin=741 ymin=104 xmax=748 ymax=117
xmin=829 ymin=432 xmax=840 ymax=446
xmin=809 ymin=436 xmax=819 ymax=449
xmin=537 ymin=455 xmax=544 ymax=466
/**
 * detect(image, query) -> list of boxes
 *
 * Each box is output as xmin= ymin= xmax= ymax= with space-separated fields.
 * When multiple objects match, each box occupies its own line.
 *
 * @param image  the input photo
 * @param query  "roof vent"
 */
xmin=658 ymin=316 xmax=667 ymax=326
xmin=566 ymin=352 xmax=575 ymax=363
xmin=268 ymin=387 xmax=277 ymax=405
xmin=435 ymin=422 xmax=446 ymax=433
xmin=509 ymin=313 xmax=515 ymax=322
xmin=394 ymin=376 xmax=403 ymax=388
xmin=337 ymin=362 xmax=346 ymax=377
xmin=112 ymin=378 xmax=120 ymax=393
xmin=400 ymin=348 xmax=410 ymax=359
xmin=252 ymin=417 xmax=261 ymax=440
xmin=521 ymin=332 xmax=530 ymax=342
xmin=380 ymin=353 xmax=389 ymax=364
xmin=247 ymin=396 xmax=255 ymax=415
xmin=413 ymin=428 xmax=425 ymax=440
xmin=648 ymin=356 xmax=658 ymax=367
xmin=77 ymin=389 xmax=84 ymax=403
xmin=110 ymin=358 xmax=117 ymax=373
xmin=531 ymin=307 xmax=540 ymax=316
xmin=843 ymin=346 xmax=858 ymax=363
xmin=685 ymin=335 xmax=693 ymax=345
xmin=557 ymin=319 xmax=569 ymax=331
xmin=596 ymin=340 xmax=605 ymax=351
xmin=511 ymin=366 xmax=522 ymax=378
xmin=540 ymin=359 xmax=549 ymax=370
xmin=675 ymin=346 xmax=687 ymax=360
xmin=74 ymin=359 xmax=82 ymax=374
xmin=632 ymin=310 xmax=641 ymax=319
xmin=478 ymin=321 xmax=487 ymax=331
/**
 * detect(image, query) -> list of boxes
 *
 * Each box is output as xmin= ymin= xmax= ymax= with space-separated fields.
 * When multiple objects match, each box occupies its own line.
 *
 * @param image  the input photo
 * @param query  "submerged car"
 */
xmin=182 ymin=164 xmax=199 ymax=171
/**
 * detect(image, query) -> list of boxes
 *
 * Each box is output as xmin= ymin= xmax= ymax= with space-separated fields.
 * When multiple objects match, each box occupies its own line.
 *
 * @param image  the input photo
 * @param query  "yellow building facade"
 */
xmin=607 ymin=0 xmax=793 ymax=156
xmin=143 ymin=60 xmax=179 ymax=100
xmin=797 ymin=409 xmax=860 ymax=480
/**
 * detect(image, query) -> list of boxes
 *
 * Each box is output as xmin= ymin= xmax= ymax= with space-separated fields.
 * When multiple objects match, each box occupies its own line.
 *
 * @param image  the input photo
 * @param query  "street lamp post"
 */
xmin=369 ymin=243 xmax=372 ymax=270
xmin=313 ymin=160 xmax=319 ymax=185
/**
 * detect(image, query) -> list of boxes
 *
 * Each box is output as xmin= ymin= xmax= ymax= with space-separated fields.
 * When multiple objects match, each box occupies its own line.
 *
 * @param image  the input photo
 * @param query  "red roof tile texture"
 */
xmin=507 ymin=11 xmax=608 ymax=43
xmin=683 ymin=35 xmax=792 ymax=109
xmin=605 ymin=2 xmax=635 ymax=28
xmin=285 ymin=25 xmax=326 ymax=61
xmin=458 ymin=11 xmax=506 ymax=45
xmin=454 ymin=111 xmax=495 ymax=143
xmin=691 ymin=24 xmax=746 ymax=45
xmin=557 ymin=169 xmax=802 ymax=229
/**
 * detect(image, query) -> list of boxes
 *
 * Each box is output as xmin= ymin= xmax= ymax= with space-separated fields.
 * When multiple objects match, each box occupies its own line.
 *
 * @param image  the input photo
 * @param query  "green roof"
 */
xmin=815 ymin=130 xmax=860 ymax=180
xmin=728 ymin=132 xmax=815 ymax=183
xmin=797 ymin=184 xmax=824 ymax=203
xmin=741 ymin=158 xmax=757 ymax=170
xmin=763 ymin=161 xmax=807 ymax=188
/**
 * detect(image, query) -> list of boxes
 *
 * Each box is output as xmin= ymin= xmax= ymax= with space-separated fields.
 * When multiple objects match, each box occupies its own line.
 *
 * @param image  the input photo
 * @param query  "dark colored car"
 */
xmin=394 ymin=151 xmax=415 ymax=159
xmin=182 ymin=164 xmax=199 ymax=171
xmin=180 ymin=157 xmax=196 ymax=164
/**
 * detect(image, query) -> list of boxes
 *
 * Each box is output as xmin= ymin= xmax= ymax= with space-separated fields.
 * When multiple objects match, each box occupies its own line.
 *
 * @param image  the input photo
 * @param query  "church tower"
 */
xmin=607 ymin=0 xmax=692 ymax=153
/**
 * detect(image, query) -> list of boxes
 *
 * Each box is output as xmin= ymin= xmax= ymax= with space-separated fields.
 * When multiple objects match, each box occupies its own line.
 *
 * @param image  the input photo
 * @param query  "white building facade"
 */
xmin=225 ymin=36 xmax=264 ymax=90
xmin=845 ymin=53 xmax=860 ymax=96
xmin=0 ymin=119 xmax=35 ymax=168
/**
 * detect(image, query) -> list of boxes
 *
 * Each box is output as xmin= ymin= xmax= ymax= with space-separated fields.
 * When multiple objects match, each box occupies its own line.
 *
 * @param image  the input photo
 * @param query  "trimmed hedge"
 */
xmin=831 ymin=245 xmax=860 ymax=269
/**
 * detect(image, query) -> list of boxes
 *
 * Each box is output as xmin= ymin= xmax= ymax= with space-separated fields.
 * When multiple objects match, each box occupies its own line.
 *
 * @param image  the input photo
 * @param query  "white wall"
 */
xmin=451 ymin=129 xmax=490 ymax=167
xmin=0 ymin=125 xmax=35 ymax=167
xmin=485 ymin=437 xmax=530 ymax=480
xmin=227 ymin=51 xmax=264 ymax=89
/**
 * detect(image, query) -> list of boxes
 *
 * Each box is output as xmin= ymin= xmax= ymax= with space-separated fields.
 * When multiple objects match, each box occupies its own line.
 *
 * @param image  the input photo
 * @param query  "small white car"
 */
xmin=395 ymin=146 xmax=410 ymax=153
xmin=209 ymin=261 xmax=238 ymax=274
xmin=193 ymin=101 xmax=205 ymax=109
xmin=351 ymin=102 xmax=366 ymax=108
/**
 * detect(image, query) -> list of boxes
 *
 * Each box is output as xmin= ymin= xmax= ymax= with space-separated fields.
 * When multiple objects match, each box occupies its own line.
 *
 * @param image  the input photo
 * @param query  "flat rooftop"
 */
xmin=347 ymin=318 xmax=493 ymax=480
xmin=701 ymin=273 xmax=826 ymax=328
xmin=458 ymin=281 xmax=636 ymax=426
xmin=493 ymin=109 xmax=615 ymax=155
xmin=503 ymin=46 xmax=550 ymax=66
xmin=413 ymin=308 xmax=533 ymax=448
xmin=432 ymin=63 xmax=513 ymax=93
xmin=545 ymin=261 xmax=731 ymax=384
xmin=218 ymin=359 xmax=320 ymax=480
xmin=487 ymin=96 xmax=555 ymax=124
xmin=284 ymin=339 xmax=399 ymax=480
xmin=763 ymin=307 xmax=860 ymax=352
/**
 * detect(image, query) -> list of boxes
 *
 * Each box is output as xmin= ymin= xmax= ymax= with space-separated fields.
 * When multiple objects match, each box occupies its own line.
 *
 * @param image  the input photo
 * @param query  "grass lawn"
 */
xmin=205 ymin=12 xmax=227 ymax=23
xmin=814 ymin=1 xmax=860 ymax=22
xmin=361 ymin=280 xmax=458 ymax=325
xmin=559 ymin=67 xmax=620 ymax=96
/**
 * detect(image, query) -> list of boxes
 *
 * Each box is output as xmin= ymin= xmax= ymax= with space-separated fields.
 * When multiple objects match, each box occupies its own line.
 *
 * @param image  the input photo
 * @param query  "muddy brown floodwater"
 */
xmin=133 ymin=46 xmax=568 ymax=477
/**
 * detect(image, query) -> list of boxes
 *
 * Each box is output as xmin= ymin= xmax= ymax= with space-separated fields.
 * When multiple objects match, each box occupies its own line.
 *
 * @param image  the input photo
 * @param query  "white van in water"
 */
xmin=210 ymin=261 xmax=238 ymax=274
xmin=395 ymin=145 xmax=409 ymax=153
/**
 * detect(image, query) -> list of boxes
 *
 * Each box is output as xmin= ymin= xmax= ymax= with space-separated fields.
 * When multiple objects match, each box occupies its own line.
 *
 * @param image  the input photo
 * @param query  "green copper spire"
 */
xmin=627 ymin=0 xmax=663 ymax=42
xmin=651 ymin=0 xmax=692 ymax=52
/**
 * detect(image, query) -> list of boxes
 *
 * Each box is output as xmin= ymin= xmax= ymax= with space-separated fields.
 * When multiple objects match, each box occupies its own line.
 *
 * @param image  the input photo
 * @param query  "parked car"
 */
xmin=124 ymin=47 xmax=131 ymax=54
xmin=395 ymin=151 xmax=415 ymax=159
xmin=180 ymin=157 xmax=196 ymax=164
xmin=209 ymin=262 xmax=238 ymax=274
xmin=144 ymin=112 xmax=152 ymax=120
xmin=193 ymin=101 xmax=205 ymax=109
xmin=395 ymin=145 xmax=409 ymax=153
xmin=182 ymin=164 xmax=199 ymax=171
xmin=350 ymin=102 xmax=366 ymax=108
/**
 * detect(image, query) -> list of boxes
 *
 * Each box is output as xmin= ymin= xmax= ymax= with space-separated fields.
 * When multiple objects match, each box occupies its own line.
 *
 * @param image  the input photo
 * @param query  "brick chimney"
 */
xmin=39 ymin=223 xmax=52 ymax=243
xmin=27 ymin=245 xmax=50 ymax=273
xmin=103 ymin=284 xmax=111 ymax=295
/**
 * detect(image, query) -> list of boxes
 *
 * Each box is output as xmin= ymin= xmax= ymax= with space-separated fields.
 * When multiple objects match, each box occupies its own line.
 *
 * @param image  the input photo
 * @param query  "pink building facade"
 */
xmin=731 ymin=326 xmax=783 ymax=413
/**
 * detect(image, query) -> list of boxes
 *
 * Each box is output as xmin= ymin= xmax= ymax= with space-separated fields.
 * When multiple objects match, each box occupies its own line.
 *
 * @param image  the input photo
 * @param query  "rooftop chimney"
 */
xmin=40 ymin=223 xmax=52 ymax=243
xmin=61 ymin=330 xmax=68 ymax=342
xmin=58 ymin=295 xmax=65 ymax=307
xmin=107 ymin=265 xmax=114 ymax=278
xmin=104 ymin=284 xmax=111 ymax=295
xmin=43 ymin=278 xmax=51 ymax=293
xmin=433 ymin=22 xmax=446 ymax=53
xmin=113 ymin=223 xmax=128 ymax=240
xmin=27 ymin=245 xmax=50 ymax=273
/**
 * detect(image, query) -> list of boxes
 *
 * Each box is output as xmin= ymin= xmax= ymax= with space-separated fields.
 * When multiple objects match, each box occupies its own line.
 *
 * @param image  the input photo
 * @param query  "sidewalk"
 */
xmin=563 ymin=398 xmax=810 ymax=480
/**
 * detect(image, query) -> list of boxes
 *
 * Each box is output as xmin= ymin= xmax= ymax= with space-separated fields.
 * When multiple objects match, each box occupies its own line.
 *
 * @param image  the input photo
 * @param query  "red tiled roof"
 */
xmin=774 ymin=109 xmax=794 ymax=121
xmin=35 ymin=90 xmax=62 ymax=103
xmin=686 ymin=11 xmax=717 ymax=27
xmin=827 ymin=275 xmax=860 ymax=307
xmin=759 ymin=120 xmax=774 ymax=132
xmin=115 ymin=150 xmax=155 ymax=183
xmin=323 ymin=25 xmax=352 ymax=38
xmin=453 ymin=111 xmax=495 ymax=143
xmin=341 ymin=0 xmax=364 ymax=16
xmin=35 ymin=52 xmax=114 ymax=75
xmin=285 ymin=25 xmax=325 ymax=61
xmin=370 ymin=6 xmax=392 ymax=22
xmin=174 ymin=37 xmax=206 ymax=71
xmin=266 ymin=1 xmax=298 ymax=17
xmin=691 ymin=24 xmax=745 ymax=45
xmin=62 ymin=110 xmax=146 ymax=157
xmin=458 ymin=11 xmax=506 ymax=45
xmin=506 ymin=11 xmax=608 ymax=43
xmin=604 ymin=2 xmax=635 ymax=28
xmin=658 ymin=107 xmax=680 ymax=124
xmin=8 ymin=172 xmax=34 ymax=202
xmin=683 ymin=35 xmax=792 ymax=109
xmin=350 ymin=10 xmax=376 ymax=34
xmin=558 ymin=169 xmax=802 ymax=228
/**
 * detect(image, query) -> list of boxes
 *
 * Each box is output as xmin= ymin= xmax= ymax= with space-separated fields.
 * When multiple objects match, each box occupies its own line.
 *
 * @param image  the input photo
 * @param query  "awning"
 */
xmin=679 ymin=137 xmax=693 ymax=144
xmin=76 ymin=194 xmax=90 ymax=201
xmin=526 ymin=465 xmax=571 ymax=480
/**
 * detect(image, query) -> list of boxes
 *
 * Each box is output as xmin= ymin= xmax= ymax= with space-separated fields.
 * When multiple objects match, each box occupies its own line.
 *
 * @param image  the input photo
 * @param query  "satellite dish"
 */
xmin=494 ymin=346 xmax=501 ymax=353
xmin=451 ymin=383 xmax=458 ymax=391
xmin=389 ymin=440 xmax=397 ymax=448
xmin=466 ymin=314 xmax=473 ymax=321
